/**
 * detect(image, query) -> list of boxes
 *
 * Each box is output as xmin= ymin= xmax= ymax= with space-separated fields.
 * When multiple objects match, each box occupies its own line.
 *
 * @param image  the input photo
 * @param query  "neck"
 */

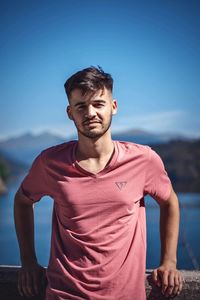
xmin=76 ymin=130 xmax=114 ymax=160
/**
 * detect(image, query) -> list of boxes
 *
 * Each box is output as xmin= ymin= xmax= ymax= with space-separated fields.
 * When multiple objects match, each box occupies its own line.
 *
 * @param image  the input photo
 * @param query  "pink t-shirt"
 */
xmin=21 ymin=141 xmax=171 ymax=300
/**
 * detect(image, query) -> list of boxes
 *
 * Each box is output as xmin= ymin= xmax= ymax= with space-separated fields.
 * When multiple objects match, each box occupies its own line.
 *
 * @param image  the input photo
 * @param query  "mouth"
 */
xmin=83 ymin=120 xmax=101 ymax=126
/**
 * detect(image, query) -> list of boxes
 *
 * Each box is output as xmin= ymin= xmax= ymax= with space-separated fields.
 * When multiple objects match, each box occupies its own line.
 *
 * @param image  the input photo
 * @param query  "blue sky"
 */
xmin=1 ymin=0 xmax=200 ymax=140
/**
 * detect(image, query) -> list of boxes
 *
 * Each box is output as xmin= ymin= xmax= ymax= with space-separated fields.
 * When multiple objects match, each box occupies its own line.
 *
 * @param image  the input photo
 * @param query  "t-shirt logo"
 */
xmin=115 ymin=181 xmax=127 ymax=190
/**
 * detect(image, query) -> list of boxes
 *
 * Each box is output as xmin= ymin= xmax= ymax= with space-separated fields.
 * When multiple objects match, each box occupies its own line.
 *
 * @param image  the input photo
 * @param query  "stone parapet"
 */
xmin=0 ymin=266 xmax=199 ymax=299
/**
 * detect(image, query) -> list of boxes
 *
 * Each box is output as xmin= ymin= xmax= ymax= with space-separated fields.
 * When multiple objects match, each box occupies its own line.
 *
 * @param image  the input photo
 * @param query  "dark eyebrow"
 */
xmin=74 ymin=101 xmax=86 ymax=107
xmin=93 ymin=100 xmax=106 ymax=103
xmin=74 ymin=100 xmax=106 ymax=107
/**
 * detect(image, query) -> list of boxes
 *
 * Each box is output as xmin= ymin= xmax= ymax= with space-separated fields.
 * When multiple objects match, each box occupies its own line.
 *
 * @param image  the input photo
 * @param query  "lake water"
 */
xmin=0 ymin=176 xmax=200 ymax=270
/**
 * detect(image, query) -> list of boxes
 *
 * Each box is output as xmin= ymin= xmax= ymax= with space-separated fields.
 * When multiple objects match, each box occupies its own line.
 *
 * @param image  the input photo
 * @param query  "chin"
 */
xmin=78 ymin=128 xmax=105 ymax=139
xmin=84 ymin=132 xmax=103 ymax=139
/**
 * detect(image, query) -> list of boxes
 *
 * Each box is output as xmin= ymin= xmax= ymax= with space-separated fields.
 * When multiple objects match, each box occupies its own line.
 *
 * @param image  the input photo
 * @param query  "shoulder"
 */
xmin=114 ymin=141 xmax=164 ymax=166
xmin=115 ymin=140 xmax=151 ymax=158
xmin=40 ymin=140 xmax=77 ymax=163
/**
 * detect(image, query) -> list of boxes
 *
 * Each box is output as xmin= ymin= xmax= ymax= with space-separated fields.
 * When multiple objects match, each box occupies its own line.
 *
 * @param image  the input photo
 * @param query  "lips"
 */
xmin=83 ymin=120 xmax=101 ymax=125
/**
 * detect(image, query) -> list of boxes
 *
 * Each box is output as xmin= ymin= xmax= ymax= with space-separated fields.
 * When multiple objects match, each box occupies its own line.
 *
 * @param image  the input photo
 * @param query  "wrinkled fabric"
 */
xmin=21 ymin=141 xmax=171 ymax=300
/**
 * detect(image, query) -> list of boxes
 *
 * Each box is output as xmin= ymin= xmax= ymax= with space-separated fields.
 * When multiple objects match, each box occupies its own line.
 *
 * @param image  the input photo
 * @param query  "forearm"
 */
xmin=14 ymin=194 xmax=37 ymax=265
xmin=152 ymin=189 xmax=183 ymax=296
xmin=159 ymin=190 xmax=180 ymax=266
xmin=14 ymin=191 xmax=46 ymax=297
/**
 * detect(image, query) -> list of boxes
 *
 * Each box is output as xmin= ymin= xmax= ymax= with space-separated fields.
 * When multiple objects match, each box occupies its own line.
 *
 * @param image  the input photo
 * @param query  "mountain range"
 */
xmin=0 ymin=130 xmax=199 ymax=193
xmin=0 ymin=130 xmax=192 ymax=165
xmin=0 ymin=151 xmax=28 ymax=194
xmin=0 ymin=132 xmax=65 ymax=164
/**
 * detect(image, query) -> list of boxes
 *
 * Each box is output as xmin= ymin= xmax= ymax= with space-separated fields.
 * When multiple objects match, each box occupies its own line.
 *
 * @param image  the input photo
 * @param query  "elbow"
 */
xmin=159 ymin=187 xmax=180 ymax=211
xmin=14 ymin=187 xmax=33 ymax=208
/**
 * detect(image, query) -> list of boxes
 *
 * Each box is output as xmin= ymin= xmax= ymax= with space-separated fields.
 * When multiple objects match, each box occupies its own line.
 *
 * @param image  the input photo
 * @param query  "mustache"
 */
xmin=83 ymin=118 xmax=102 ymax=125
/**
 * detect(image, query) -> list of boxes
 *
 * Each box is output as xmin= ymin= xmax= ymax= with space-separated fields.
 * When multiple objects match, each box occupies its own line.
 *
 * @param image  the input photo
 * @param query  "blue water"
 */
xmin=0 ymin=177 xmax=200 ymax=269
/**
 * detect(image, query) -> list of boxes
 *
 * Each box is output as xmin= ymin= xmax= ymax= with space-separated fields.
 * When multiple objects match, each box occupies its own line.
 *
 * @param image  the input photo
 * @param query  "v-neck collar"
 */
xmin=72 ymin=141 xmax=118 ymax=178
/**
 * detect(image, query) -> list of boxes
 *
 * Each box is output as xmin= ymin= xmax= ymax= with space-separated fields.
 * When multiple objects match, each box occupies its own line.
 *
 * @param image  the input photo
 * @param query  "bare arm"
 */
xmin=152 ymin=187 xmax=183 ymax=296
xmin=159 ymin=187 xmax=179 ymax=267
xmin=14 ymin=188 xmax=46 ymax=297
xmin=14 ymin=188 xmax=37 ymax=264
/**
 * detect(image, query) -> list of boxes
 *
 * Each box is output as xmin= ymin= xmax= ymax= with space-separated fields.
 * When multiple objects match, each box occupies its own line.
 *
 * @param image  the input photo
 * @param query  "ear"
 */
xmin=112 ymin=99 xmax=118 ymax=115
xmin=66 ymin=106 xmax=73 ymax=120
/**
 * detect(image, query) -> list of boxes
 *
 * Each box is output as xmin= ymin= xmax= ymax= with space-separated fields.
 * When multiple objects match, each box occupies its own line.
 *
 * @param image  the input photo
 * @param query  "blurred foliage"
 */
xmin=0 ymin=160 xmax=10 ymax=182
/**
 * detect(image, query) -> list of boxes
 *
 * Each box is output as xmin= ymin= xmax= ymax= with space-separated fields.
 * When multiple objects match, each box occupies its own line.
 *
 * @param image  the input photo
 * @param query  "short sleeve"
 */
xmin=144 ymin=147 xmax=171 ymax=202
xmin=20 ymin=151 xmax=49 ymax=203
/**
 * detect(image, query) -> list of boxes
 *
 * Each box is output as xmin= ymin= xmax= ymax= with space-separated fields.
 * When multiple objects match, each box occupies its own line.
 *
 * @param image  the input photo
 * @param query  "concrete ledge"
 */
xmin=0 ymin=266 xmax=200 ymax=299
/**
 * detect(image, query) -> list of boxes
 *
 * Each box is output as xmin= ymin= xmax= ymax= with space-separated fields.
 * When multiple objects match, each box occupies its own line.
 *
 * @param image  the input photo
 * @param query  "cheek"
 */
xmin=103 ymin=108 xmax=113 ymax=118
xmin=72 ymin=112 xmax=84 ymax=124
xmin=99 ymin=106 xmax=112 ymax=115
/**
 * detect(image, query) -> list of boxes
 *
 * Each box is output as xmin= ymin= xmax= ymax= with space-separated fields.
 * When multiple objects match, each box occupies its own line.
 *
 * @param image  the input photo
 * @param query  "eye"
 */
xmin=94 ymin=103 xmax=105 ymax=108
xmin=77 ymin=105 xmax=86 ymax=110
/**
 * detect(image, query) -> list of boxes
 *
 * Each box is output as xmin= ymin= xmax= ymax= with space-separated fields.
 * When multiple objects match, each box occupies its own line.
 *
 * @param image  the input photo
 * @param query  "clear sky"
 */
xmin=1 ymin=0 xmax=200 ymax=140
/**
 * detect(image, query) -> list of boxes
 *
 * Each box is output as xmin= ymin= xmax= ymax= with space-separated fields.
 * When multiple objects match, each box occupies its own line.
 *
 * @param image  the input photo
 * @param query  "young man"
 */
xmin=14 ymin=66 xmax=183 ymax=299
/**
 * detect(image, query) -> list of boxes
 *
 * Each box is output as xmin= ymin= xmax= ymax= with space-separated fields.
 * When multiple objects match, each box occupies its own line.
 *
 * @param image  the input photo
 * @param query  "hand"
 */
xmin=152 ymin=265 xmax=183 ymax=297
xmin=18 ymin=262 xmax=46 ymax=297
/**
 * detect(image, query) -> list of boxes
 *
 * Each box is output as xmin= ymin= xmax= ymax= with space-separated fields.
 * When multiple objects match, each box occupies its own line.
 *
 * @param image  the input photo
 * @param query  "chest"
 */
xmin=53 ymin=164 xmax=145 ymax=211
xmin=49 ymin=162 xmax=146 ymax=233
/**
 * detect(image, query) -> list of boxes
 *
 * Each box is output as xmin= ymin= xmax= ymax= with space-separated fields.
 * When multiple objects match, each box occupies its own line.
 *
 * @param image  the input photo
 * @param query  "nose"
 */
xmin=85 ymin=105 xmax=96 ymax=118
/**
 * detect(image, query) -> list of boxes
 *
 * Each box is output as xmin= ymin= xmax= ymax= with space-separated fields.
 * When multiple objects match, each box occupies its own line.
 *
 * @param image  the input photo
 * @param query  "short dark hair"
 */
xmin=64 ymin=66 xmax=113 ymax=99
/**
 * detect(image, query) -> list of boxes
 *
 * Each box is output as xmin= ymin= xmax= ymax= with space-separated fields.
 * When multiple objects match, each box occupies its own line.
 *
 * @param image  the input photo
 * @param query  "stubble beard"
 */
xmin=75 ymin=115 xmax=113 ymax=139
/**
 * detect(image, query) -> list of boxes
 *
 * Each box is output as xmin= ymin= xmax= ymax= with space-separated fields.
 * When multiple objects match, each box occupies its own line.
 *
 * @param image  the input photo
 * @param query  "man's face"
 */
xmin=67 ymin=88 xmax=117 ymax=139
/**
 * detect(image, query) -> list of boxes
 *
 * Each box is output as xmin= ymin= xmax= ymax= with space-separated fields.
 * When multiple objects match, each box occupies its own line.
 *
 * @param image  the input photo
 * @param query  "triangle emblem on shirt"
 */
xmin=115 ymin=181 xmax=127 ymax=190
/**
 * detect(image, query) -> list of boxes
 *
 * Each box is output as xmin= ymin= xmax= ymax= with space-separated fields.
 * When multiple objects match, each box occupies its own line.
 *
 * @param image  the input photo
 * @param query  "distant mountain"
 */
xmin=0 ymin=151 xmax=28 ymax=178
xmin=0 ymin=129 xmax=184 ymax=165
xmin=0 ymin=132 xmax=66 ymax=164
xmin=112 ymin=129 xmax=189 ymax=144
xmin=0 ymin=131 xmax=199 ymax=192
xmin=152 ymin=140 xmax=200 ymax=193
xmin=0 ymin=151 xmax=28 ymax=194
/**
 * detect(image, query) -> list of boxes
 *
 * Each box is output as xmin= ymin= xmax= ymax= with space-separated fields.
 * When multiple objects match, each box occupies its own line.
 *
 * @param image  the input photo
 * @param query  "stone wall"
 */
xmin=0 ymin=266 xmax=199 ymax=299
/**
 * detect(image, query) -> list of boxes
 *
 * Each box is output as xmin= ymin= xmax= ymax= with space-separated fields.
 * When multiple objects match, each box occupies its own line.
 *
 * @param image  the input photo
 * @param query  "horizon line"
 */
xmin=0 ymin=128 xmax=199 ymax=143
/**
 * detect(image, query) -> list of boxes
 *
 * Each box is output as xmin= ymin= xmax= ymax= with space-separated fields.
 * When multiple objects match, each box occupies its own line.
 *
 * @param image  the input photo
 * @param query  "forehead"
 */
xmin=69 ymin=88 xmax=112 ymax=103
